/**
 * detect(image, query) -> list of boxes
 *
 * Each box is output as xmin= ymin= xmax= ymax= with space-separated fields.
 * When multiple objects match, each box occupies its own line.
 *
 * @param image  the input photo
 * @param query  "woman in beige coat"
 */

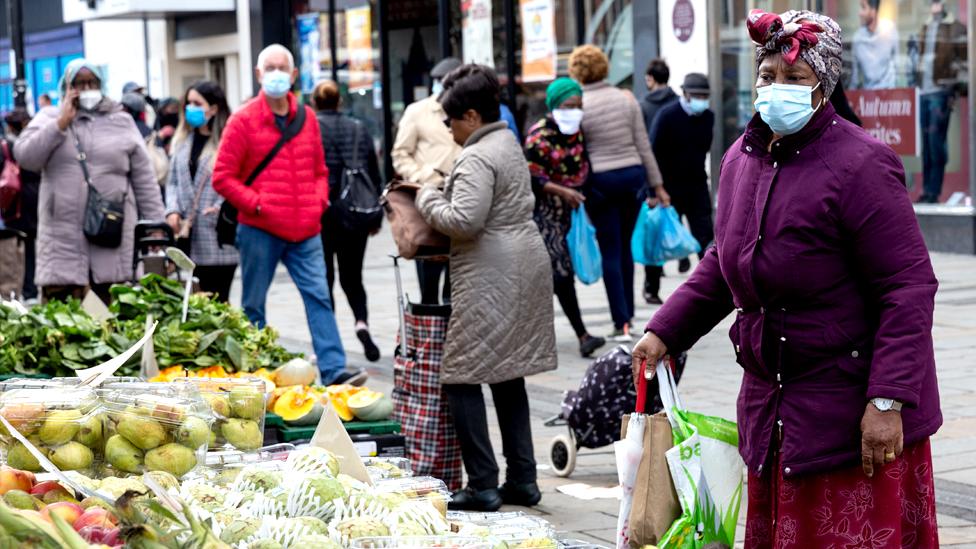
xmin=417 ymin=64 xmax=557 ymax=512
xmin=15 ymin=59 xmax=164 ymax=303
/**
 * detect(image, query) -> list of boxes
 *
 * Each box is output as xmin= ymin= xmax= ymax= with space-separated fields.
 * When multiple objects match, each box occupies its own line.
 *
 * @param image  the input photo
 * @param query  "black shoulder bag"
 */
xmin=73 ymin=128 xmax=126 ymax=248
xmin=216 ymin=104 xmax=307 ymax=247
xmin=332 ymin=120 xmax=382 ymax=232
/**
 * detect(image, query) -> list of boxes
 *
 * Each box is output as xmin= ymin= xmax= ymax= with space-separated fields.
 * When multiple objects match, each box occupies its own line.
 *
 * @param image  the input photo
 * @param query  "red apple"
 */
xmin=29 ymin=480 xmax=64 ymax=497
xmin=73 ymin=507 xmax=117 ymax=532
xmin=0 ymin=467 xmax=35 ymax=495
xmin=40 ymin=501 xmax=83 ymax=526
xmin=77 ymin=525 xmax=120 ymax=546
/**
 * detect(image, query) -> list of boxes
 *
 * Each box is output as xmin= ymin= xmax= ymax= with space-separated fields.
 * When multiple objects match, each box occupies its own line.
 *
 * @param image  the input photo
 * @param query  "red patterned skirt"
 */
xmin=745 ymin=439 xmax=938 ymax=548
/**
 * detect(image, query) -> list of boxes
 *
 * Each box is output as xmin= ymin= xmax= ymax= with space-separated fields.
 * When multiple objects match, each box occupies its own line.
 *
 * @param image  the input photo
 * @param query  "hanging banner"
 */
xmin=462 ymin=0 xmax=495 ymax=67
xmin=346 ymin=5 xmax=374 ymax=92
xmin=297 ymin=13 xmax=321 ymax=95
xmin=520 ymin=0 xmax=557 ymax=83
xmin=657 ymin=0 xmax=708 ymax=97
xmin=846 ymin=87 xmax=920 ymax=156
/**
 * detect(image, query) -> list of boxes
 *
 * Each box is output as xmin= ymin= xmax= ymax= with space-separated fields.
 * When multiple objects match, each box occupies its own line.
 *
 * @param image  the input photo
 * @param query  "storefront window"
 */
xmin=719 ymin=0 xmax=971 ymax=205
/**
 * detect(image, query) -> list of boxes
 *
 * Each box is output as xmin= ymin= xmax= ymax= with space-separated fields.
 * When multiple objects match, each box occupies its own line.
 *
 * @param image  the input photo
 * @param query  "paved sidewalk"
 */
xmin=231 ymin=229 xmax=976 ymax=546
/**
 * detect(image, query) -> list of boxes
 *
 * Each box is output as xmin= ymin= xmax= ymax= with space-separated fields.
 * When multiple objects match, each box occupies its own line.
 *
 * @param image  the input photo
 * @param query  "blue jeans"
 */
xmin=236 ymin=224 xmax=346 ymax=382
xmin=920 ymin=90 xmax=952 ymax=201
xmin=586 ymin=165 xmax=646 ymax=329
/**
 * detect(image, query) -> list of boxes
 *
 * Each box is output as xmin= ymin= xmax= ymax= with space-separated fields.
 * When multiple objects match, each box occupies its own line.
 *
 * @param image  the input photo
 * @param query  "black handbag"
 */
xmin=72 ymin=128 xmax=126 ymax=248
xmin=330 ymin=121 xmax=382 ymax=232
xmin=216 ymin=104 xmax=307 ymax=247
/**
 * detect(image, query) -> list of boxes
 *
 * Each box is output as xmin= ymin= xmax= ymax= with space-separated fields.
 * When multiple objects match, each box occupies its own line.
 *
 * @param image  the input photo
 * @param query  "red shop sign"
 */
xmin=845 ymin=87 xmax=919 ymax=156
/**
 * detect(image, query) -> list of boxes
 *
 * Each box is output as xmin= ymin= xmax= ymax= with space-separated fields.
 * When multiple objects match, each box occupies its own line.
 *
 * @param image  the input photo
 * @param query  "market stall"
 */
xmin=0 ymin=277 xmax=599 ymax=548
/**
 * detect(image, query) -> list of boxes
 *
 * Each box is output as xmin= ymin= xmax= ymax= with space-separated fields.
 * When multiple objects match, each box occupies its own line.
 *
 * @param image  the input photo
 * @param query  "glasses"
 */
xmin=72 ymin=79 xmax=100 ymax=91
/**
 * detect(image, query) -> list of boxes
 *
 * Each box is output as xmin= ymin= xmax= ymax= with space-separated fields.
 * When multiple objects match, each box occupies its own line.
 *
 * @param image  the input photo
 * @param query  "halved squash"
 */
xmin=273 ymin=358 xmax=317 ymax=387
xmin=273 ymin=386 xmax=322 ymax=426
xmin=347 ymin=391 xmax=394 ymax=422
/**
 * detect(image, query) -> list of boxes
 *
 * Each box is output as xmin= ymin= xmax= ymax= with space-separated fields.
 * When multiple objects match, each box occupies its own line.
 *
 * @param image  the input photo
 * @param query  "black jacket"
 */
xmin=640 ymin=88 xmax=679 ymax=134
xmin=316 ymin=111 xmax=383 ymax=204
xmin=649 ymin=101 xmax=713 ymax=200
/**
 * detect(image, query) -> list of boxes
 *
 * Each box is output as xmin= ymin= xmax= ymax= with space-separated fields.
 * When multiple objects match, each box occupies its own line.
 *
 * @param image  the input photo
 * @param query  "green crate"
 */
xmin=265 ymin=413 xmax=284 ymax=428
xmin=0 ymin=374 xmax=53 ymax=381
xmin=276 ymin=419 xmax=401 ymax=443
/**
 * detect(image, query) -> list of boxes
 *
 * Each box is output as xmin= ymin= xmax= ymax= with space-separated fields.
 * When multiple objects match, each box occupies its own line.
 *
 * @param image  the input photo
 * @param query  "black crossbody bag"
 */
xmin=73 ymin=128 xmax=126 ymax=248
xmin=216 ymin=104 xmax=307 ymax=247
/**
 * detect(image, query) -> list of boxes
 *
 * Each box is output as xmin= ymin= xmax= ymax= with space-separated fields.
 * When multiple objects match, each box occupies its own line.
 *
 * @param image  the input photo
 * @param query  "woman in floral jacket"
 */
xmin=524 ymin=78 xmax=605 ymax=358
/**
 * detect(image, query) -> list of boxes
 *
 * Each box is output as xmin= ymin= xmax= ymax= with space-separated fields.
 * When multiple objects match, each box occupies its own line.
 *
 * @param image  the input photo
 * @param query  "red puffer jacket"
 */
xmin=213 ymin=91 xmax=329 ymax=242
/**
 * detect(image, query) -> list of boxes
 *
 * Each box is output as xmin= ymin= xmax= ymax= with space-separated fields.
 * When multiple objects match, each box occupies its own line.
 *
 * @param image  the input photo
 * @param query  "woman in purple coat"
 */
xmin=632 ymin=10 xmax=941 ymax=548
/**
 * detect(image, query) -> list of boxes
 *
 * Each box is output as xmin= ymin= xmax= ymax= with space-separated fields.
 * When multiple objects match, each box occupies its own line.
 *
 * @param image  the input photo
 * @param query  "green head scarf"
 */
xmin=58 ymin=58 xmax=106 ymax=96
xmin=545 ymin=77 xmax=582 ymax=111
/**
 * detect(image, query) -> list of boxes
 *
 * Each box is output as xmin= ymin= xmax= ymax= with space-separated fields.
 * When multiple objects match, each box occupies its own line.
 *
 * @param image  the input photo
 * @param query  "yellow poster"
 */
xmin=520 ymin=0 xmax=556 ymax=82
xmin=346 ymin=5 xmax=373 ymax=92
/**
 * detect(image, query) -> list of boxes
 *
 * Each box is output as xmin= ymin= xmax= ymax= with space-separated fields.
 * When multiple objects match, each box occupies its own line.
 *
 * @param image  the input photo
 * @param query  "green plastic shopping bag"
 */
xmin=653 ymin=360 xmax=744 ymax=549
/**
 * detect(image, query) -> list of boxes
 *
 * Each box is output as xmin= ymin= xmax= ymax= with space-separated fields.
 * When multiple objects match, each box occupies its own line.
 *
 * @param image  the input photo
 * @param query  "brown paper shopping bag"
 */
xmin=623 ymin=412 xmax=681 ymax=547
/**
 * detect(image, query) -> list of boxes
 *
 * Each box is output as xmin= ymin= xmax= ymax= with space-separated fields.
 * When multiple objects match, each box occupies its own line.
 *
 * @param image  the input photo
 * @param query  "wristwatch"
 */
xmin=870 ymin=398 xmax=903 ymax=412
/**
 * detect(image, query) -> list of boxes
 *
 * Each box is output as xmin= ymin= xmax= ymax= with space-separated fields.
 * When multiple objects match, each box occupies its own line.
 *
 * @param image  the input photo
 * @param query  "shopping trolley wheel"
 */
xmin=549 ymin=434 xmax=577 ymax=478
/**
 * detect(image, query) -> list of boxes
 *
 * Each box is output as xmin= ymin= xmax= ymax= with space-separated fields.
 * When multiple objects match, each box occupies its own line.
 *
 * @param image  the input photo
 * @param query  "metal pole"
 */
xmin=504 ymin=0 xmax=517 ymax=106
xmin=328 ymin=0 xmax=338 ymax=82
xmin=438 ymin=0 xmax=452 ymax=58
xmin=8 ymin=0 xmax=27 ymax=108
xmin=574 ymin=0 xmax=585 ymax=45
xmin=378 ymin=0 xmax=394 ymax=179
xmin=969 ymin=3 xmax=976 ymax=211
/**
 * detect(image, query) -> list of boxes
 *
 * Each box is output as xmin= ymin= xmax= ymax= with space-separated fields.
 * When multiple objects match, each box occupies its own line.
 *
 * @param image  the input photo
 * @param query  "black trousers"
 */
xmin=553 ymin=276 xmax=586 ymax=338
xmin=195 ymin=264 xmax=237 ymax=303
xmin=444 ymin=377 xmax=536 ymax=490
xmin=321 ymin=216 xmax=370 ymax=323
xmin=416 ymin=259 xmax=450 ymax=305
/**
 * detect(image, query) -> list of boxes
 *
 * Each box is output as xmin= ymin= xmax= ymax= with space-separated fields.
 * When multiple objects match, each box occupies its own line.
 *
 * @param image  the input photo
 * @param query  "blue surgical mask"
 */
xmin=688 ymin=97 xmax=709 ymax=115
xmin=184 ymin=105 xmax=209 ymax=128
xmin=262 ymin=70 xmax=292 ymax=98
xmin=754 ymin=82 xmax=823 ymax=135
xmin=431 ymin=79 xmax=444 ymax=98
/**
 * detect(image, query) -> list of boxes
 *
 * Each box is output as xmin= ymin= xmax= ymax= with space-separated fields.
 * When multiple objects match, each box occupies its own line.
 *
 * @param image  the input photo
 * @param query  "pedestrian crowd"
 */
xmin=0 ymin=7 xmax=944 ymax=544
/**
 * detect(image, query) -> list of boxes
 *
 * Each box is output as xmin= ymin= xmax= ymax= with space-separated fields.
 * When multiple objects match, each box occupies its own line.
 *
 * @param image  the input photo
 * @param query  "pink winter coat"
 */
xmin=15 ymin=101 xmax=164 ymax=287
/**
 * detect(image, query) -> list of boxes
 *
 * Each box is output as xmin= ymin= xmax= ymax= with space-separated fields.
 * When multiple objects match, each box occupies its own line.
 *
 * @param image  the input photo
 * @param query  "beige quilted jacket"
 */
xmin=416 ymin=121 xmax=558 ymax=385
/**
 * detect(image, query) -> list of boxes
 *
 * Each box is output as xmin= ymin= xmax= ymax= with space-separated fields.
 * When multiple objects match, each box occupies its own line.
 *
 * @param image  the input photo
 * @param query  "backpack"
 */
xmin=329 ymin=119 xmax=382 ymax=232
xmin=0 ymin=141 xmax=22 ymax=222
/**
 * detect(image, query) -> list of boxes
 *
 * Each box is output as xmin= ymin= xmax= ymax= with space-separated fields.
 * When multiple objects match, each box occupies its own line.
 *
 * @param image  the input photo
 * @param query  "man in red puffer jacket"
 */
xmin=213 ymin=44 xmax=364 ymax=386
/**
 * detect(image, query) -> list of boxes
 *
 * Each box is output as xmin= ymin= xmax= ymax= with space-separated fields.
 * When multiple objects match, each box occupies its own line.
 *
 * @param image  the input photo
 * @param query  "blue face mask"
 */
xmin=185 ymin=105 xmax=209 ymax=128
xmin=754 ymin=82 xmax=823 ymax=135
xmin=262 ymin=70 xmax=292 ymax=98
xmin=688 ymin=97 xmax=709 ymax=115
xmin=431 ymin=79 xmax=444 ymax=98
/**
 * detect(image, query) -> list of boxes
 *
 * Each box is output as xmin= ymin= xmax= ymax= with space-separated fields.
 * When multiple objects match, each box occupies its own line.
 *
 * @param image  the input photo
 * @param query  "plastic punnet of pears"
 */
xmin=0 ymin=386 xmax=104 ymax=474
xmin=100 ymin=385 xmax=214 ymax=478
xmin=173 ymin=377 xmax=267 ymax=452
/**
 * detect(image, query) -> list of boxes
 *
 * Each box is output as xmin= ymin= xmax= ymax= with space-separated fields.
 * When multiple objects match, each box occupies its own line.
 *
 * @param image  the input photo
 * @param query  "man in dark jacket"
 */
xmin=640 ymin=59 xmax=680 ymax=304
xmin=644 ymin=73 xmax=715 ymax=304
xmin=640 ymin=58 xmax=679 ymax=131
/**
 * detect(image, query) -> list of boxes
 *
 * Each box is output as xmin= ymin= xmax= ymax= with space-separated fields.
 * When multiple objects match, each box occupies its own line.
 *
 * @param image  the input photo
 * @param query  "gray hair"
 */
xmin=256 ymin=44 xmax=294 ymax=71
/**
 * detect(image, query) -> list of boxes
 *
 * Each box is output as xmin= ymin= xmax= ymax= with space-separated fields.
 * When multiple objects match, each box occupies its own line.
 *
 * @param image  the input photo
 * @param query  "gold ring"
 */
xmin=885 ymin=451 xmax=896 ymax=461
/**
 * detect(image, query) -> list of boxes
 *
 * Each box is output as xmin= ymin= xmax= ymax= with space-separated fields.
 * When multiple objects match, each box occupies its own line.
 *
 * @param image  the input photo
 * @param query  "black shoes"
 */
xmin=448 ymin=486 xmax=503 ymax=512
xmin=500 ymin=481 xmax=542 ymax=507
xmin=644 ymin=291 xmax=663 ymax=305
xmin=579 ymin=334 xmax=606 ymax=358
xmin=329 ymin=368 xmax=368 ymax=387
xmin=678 ymin=257 xmax=692 ymax=273
xmin=356 ymin=328 xmax=381 ymax=362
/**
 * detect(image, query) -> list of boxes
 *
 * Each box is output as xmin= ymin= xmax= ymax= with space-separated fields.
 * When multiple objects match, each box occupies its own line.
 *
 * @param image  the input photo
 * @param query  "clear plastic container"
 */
xmin=203 ymin=443 xmax=294 ymax=487
xmin=173 ymin=376 xmax=268 ymax=452
xmin=99 ymin=388 xmax=214 ymax=478
xmin=0 ymin=386 xmax=104 ymax=474
xmin=557 ymin=540 xmax=611 ymax=549
xmin=373 ymin=476 xmax=451 ymax=515
xmin=449 ymin=512 xmax=556 ymax=545
xmin=364 ymin=456 xmax=413 ymax=480
xmin=350 ymin=536 xmax=492 ymax=548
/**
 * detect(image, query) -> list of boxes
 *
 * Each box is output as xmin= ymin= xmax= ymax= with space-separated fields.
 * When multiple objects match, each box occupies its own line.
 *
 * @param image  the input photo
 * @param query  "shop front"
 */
xmin=716 ymin=0 xmax=975 ymax=253
xmin=290 ymin=0 xmax=652 ymax=177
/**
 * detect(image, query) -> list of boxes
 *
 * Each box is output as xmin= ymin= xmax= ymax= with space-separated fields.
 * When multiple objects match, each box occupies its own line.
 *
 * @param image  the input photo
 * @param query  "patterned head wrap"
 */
xmin=747 ymin=9 xmax=843 ymax=97
xmin=59 ymin=58 xmax=106 ymax=96
xmin=545 ymin=77 xmax=582 ymax=111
